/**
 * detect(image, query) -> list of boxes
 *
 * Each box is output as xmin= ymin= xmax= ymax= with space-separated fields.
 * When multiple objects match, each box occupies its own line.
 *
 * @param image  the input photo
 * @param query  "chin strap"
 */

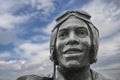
xmin=52 ymin=62 xmax=56 ymax=80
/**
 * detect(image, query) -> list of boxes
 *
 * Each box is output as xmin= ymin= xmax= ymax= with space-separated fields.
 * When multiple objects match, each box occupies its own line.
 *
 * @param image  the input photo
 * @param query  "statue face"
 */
xmin=56 ymin=16 xmax=91 ymax=69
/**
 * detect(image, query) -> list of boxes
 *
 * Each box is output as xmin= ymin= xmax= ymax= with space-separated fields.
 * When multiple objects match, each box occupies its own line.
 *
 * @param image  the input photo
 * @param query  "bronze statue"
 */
xmin=17 ymin=10 xmax=112 ymax=80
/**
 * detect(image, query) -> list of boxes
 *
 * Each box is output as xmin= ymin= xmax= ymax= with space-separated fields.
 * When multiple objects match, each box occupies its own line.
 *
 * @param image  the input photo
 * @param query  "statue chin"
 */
xmin=61 ymin=60 xmax=84 ymax=69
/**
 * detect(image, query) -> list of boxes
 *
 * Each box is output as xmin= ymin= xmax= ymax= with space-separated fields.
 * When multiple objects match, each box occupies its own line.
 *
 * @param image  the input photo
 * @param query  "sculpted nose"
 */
xmin=66 ymin=32 xmax=79 ymax=45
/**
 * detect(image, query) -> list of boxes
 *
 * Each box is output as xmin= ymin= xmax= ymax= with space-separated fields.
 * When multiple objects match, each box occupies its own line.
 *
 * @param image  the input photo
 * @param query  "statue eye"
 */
xmin=58 ymin=31 xmax=68 ymax=39
xmin=79 ymin=30 xmax=86 ymax=34
xmin=77 ymin=29 xmax=88 ymax=37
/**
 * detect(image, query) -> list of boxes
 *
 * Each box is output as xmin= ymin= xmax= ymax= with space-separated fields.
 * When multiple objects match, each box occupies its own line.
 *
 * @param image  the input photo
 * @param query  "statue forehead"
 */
xmin=58 ymin=16 xmax=88 ymax=30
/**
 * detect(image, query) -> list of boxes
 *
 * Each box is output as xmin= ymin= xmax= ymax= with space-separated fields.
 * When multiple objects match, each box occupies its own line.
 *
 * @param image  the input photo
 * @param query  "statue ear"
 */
xmin=50 ymin=26 xmax=59 ymax=65
xmin=87 ymin=23 xmax=99 ymax=64
xmin=50 ymin=47 xmax=59 ymax=65
xmin=90 ymin=45 xmax=97 ymax=64
xmin=17 ymin=75 xmax=53 ymax=80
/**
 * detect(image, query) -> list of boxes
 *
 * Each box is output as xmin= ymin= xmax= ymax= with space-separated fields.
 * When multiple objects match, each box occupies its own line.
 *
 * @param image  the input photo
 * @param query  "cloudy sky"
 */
xmin=0 ymin=0 xmax=120 ymax=80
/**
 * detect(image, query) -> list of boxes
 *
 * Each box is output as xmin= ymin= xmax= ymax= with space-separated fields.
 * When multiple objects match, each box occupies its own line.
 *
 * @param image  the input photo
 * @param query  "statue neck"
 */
xmin=56 ymin=66 xmax=92 ymax=80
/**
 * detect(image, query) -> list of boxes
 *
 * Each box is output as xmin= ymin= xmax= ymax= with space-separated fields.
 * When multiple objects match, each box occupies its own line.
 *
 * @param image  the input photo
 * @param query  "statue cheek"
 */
xmin=82 ymin=38 xmax=91 ymax=48
xmin=56 ymin=40 xmax=65 ymax=53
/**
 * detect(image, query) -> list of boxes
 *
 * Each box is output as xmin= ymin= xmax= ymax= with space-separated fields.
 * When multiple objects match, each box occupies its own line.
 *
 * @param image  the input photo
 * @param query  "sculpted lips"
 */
xmin=63 ymin=48 xmax=83 ymax=54
xmin=63 ymin=48 xmax=84 ymax=58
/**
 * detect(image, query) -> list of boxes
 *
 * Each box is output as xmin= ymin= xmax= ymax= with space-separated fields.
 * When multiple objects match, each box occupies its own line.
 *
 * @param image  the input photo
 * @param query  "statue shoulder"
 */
xmin=16 ymin=74 xmax=53 ymax=80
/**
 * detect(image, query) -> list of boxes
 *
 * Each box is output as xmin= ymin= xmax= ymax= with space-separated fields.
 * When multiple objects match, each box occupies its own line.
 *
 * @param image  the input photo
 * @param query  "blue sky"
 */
xmin=0 ymin=0 xmax=120 ymax=80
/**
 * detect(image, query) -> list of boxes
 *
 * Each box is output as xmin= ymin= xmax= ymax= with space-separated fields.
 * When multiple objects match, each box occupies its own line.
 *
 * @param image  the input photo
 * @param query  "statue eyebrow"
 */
xmin=58 ymin=28 xmax=68 ymax=32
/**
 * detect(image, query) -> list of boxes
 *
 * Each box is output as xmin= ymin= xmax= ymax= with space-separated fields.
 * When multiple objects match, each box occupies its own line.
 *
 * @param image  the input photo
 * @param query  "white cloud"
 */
xmin=0 ymin=0 xmax=30 ymax=29
xmin=0 ymin=0 xmax=28 ymax=14
xmin=82 ymin=0 xmax=120 ymax=38
xmin=0 ymin=13 xmax=29 ymax=30
xmin=14 ymin=41 xmax=51 ymax=68
xmin=0 ymin=60 xmax=26 ymax=70
xmin=98 ymin=33 xmax=120 ymax=57
xmin=31 ymin=35 xmax=49 ymax=42
xmin=30 ymin=0 xmax=55 ymax=16
xmin=0 ymin=0 xmax=55 ymax=15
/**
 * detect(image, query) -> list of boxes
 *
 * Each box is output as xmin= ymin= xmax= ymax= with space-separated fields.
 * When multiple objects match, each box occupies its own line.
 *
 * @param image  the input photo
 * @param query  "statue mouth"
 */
xmin=63 ymin=48 xmax=83 ymax=54
xmin=63 ymin=48 xmax=83 ymax=58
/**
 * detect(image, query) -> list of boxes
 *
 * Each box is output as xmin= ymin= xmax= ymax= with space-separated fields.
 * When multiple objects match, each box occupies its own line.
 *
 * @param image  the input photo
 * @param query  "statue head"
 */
xmin=50 ymin=10 xmax=99 ymax=69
